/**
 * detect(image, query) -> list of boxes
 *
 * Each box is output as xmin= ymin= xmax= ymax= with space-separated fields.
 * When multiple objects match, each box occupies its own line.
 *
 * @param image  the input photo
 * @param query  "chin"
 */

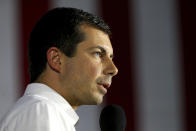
xmin=86 ymin=97 xmax=103 ymax=105
xmin=84 ymin=93 xmax=104 ymax=105
xmin=93 ymin=96 xmax=103 ymax=105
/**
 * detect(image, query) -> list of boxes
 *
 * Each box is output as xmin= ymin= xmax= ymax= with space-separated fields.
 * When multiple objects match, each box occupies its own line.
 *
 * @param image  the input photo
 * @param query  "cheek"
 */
xmin=83 ymin=61 xmax=102 ymax=79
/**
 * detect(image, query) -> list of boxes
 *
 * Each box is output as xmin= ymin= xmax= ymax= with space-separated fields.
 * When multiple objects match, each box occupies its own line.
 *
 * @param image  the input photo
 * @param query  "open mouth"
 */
xmin=102 ymin=83 xmax=110 ymax=89
xmin=97 ymin=83 xmax=111 ymax=94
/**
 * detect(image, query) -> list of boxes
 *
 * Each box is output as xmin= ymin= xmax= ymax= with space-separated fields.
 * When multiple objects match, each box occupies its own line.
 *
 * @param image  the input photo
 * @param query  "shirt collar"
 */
xmin=24 ymin=83 xmax=79 ymax=126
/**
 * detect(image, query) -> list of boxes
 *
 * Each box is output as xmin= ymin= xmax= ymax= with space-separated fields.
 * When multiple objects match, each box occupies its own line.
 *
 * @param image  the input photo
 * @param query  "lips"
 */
xmin=96 ymin=78 xmax=111 ymax=94
xmin=97 ymin=82 xmax=111 ymax=89
xmin=101 ymin=83 xmax=110 ymax=89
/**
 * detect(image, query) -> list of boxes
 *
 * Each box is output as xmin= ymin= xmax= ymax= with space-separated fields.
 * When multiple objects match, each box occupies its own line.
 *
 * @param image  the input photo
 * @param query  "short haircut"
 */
xmin=28 ymin=7 xmax=111 ymax=82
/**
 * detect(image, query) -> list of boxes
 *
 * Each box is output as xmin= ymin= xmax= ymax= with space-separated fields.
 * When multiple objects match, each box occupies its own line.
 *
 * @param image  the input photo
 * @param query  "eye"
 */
xmin=94 ymin=51 xmax=102 ymax=57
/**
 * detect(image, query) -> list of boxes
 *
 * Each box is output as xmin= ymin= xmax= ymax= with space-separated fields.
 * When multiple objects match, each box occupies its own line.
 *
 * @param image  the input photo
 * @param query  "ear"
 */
xmin=46 ymin=47 xmax=62 ymax=73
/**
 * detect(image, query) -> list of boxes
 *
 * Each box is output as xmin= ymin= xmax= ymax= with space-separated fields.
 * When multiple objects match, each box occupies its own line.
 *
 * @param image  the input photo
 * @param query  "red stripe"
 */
xmin=100 ymin=1 xmax=137 ymax=131
xmin=179 ymin=0 xmax=196 ymax=131
xmin=19 ymin=0 xmax=49 ymax=95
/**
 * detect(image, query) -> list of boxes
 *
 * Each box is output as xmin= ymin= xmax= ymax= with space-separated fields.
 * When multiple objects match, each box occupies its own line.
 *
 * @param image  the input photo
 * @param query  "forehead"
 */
xmin=78 ymin=25 xmax=113 ymax=53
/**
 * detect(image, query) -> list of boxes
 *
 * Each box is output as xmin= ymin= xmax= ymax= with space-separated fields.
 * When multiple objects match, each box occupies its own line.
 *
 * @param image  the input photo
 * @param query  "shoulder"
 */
xmin=0 ymin=96 xmax=60 ymax=131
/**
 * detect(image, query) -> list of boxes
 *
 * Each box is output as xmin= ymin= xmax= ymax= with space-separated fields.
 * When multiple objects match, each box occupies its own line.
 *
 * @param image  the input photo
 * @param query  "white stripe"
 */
xmin=131 ymin=0 xmax=185 ymax=131
xmin=0 ymin=0 xmax=20 ymax=119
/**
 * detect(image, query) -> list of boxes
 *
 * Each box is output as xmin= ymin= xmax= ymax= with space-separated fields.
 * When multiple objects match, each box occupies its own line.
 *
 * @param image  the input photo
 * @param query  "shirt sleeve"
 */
xmin=3 ymin=101 xmax=65 ymax=131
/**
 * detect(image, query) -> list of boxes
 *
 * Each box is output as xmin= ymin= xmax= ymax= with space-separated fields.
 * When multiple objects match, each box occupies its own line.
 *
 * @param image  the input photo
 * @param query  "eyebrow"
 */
xmin=87 ymin=45 xmax=114 ymax=59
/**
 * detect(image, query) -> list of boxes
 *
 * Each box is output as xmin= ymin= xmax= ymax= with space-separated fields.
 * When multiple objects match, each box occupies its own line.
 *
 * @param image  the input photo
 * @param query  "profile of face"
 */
xmin=59 ymin=25 xmax=118 ymax=107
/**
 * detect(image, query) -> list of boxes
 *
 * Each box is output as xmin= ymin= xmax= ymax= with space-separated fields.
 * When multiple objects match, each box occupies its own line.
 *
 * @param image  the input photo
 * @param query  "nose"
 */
xmin=103 ymin=58 xmax=118 ymax=77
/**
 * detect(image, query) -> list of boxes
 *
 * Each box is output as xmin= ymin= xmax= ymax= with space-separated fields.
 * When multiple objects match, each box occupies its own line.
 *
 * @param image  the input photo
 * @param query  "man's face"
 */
xmin=60 ymin=25 xmax=118 ymax=106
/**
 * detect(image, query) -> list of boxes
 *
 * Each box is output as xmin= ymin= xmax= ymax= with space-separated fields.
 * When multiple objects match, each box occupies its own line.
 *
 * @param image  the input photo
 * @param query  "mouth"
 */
xmin=97 ymin=83 xmax=111 ymax=94
xmin=101 ymin=83 xmax=110 ymax=89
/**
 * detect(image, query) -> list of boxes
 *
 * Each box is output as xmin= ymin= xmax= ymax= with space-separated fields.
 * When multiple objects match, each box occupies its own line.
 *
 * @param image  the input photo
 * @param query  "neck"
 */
xmin=35 ymin=77 xmax=79 ymax=111
xmin=72 ymin=106 xmax=79 ymax=110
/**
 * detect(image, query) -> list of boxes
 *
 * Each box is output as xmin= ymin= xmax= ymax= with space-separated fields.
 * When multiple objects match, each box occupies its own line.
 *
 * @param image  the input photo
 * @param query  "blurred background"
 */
xmin=0 ymin=0 xmax=195 ymax=131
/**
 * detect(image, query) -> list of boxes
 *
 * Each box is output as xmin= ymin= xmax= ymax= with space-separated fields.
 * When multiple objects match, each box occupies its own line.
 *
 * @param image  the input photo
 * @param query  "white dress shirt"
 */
xmin=0 ymin=83 xmax=79 ymax=131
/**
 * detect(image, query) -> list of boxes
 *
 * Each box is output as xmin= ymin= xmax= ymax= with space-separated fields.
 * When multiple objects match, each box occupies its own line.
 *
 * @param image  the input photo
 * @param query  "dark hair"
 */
xmin=28 ymin=7 xmax=111 ymax=82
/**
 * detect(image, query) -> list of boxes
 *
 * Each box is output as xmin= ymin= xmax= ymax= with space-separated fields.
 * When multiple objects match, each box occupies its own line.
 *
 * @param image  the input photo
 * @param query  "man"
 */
xmin=0 ymin=7 xmax=118 ymax=131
